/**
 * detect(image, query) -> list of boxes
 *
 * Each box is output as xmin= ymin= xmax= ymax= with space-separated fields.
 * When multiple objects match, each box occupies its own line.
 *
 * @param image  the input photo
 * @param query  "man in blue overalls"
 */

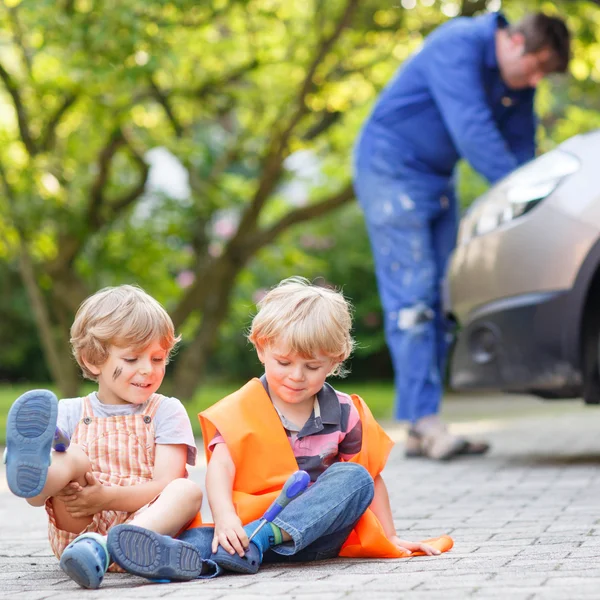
xmin=353 ymin=12 xmax=570 ymax=460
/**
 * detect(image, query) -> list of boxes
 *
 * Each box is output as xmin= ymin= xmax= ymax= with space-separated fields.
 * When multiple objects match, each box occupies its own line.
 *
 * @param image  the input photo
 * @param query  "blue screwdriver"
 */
xmin=248 ymin=470 xmax=311 ymax=543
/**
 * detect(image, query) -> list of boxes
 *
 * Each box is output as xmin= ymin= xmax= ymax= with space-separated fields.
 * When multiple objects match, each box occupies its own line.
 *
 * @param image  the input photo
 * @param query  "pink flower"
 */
xmin=177 ymin=270 xmax=195 ymax=289
xmin=213 ymin=216 xmax=237 ymax=240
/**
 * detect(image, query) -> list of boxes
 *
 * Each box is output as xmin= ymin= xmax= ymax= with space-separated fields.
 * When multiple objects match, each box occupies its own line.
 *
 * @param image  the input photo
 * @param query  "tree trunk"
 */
xmin=18 ymin=244 xmax=81 ymax=398
xmin=172 ymin=252 xmax=243 ymax=402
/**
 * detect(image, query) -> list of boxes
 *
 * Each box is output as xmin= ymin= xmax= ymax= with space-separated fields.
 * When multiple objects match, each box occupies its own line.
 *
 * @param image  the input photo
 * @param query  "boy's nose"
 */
xmin=138 ymin=361 xmax=151 ymax=375
xmin=289 ymin=367 xmax=305 ymax=381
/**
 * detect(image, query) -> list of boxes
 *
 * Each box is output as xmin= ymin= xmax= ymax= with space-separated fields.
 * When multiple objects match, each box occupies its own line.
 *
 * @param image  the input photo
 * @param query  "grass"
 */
xmin=0 ymin=380 xmax=396 ymax=446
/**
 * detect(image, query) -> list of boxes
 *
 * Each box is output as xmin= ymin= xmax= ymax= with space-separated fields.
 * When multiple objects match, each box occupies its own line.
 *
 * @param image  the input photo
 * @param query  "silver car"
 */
xmin=446 ymin=129 xmax=600 ymax=403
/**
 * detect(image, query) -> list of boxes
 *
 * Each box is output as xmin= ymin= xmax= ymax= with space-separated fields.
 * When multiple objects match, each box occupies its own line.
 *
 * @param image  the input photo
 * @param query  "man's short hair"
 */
xmin=509 ymin=13 xmax=571 ymax=73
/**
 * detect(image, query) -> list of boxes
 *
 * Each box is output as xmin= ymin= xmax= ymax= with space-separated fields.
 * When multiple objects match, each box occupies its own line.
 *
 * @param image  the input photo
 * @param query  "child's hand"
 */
xmin=212 ymin=513 xmax=249 ymax=557
xmin=54 ymin=481 xmax=83 ymax=497
xmin=390 ymin=535 xmax=441 ymax=556
xmin=60 ymin=472 xmax=108 ymax=517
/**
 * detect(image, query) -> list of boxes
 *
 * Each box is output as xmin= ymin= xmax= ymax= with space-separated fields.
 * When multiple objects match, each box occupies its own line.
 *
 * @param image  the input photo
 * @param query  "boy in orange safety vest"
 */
xmin=108 ymin=277 xmax=452 ymax=580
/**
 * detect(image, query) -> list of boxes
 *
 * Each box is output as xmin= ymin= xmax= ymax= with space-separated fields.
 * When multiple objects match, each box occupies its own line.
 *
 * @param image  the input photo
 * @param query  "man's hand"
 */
xmin=390 ymin=535 xmax=441 ymax=556
xmin=59 ymin=472 xmax=109 ymax=517
xmin=212 ymin=512 xmax=248 ymax=557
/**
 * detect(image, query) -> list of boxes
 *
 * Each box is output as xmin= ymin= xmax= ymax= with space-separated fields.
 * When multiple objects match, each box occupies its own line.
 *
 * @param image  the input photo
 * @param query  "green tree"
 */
xmin=0 ymin=0 xmax=398 ymax=399
xmin=1 ymin=0 xmax=598 ymax=399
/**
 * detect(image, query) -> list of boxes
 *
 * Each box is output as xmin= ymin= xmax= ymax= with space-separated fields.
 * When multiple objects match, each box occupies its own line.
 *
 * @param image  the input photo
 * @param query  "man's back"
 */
xmin=356 ymin=12 xmax=535 ymax=188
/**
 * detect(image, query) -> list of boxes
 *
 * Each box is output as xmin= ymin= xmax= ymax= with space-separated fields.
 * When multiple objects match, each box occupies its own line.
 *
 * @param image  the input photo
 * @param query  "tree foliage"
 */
xmin=0 ymin=0 xmax=598 ymax=398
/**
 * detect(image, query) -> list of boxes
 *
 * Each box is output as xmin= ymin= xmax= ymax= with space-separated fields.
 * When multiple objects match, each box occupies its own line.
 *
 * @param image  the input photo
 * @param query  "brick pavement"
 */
xmin=2 ymin=394 xmax=600 ymax=599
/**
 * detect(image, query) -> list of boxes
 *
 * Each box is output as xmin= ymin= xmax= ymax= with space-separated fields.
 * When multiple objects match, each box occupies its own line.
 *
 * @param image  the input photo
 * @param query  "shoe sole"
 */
xmin=6 ymin=390 xmax=58 ymax=497
xmin=108 ymin=525 xmax=205 ymax=581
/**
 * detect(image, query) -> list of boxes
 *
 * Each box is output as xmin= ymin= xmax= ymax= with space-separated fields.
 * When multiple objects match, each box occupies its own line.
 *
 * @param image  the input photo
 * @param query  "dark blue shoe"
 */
xmin=53 ymin=425 xmax=71 ymax=453
xmin=60 ymin=533 xmax=110 ymax=589
xmin=108 ymin=524 xmax=209 ymax=581
xmin=211 ymin=542 xmax=262 ymax=574
xmin=6 ymin=390 xmax=58 ymax=498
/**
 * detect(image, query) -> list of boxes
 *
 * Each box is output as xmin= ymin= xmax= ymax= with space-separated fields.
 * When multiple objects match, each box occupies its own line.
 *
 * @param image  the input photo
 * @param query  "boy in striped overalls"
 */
xmin=5 ymin=285 xmax=216 ymax=588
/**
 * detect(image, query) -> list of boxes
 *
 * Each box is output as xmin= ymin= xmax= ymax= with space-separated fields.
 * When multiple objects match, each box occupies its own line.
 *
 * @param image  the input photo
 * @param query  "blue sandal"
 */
xmin=211 ymin=542 xmax=262 ymax=575
xmin=6 ymin=390 xmax=58 ymax=498
xmin=108 ymin=524 xmax=212 ymax=581
xmin=60 ymin=532 xmax=110 ymax=589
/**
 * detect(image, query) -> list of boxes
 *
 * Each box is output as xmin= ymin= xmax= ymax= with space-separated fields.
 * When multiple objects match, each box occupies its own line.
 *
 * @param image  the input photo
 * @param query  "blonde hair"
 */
xmin=70 ymin=284 xmax=181 ymax=381
xmin=248 ymin=277 xmax=354 ymax=377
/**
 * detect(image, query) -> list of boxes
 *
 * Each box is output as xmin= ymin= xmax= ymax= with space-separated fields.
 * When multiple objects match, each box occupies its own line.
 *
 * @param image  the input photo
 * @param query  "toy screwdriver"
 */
xmin=248 ymin=470 xmax=311 ymax=543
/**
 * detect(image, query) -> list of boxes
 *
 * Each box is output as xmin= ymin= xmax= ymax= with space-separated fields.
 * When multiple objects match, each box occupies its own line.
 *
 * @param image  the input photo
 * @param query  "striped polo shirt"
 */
xmin=209 ymin=375 xmax=363 ymax=482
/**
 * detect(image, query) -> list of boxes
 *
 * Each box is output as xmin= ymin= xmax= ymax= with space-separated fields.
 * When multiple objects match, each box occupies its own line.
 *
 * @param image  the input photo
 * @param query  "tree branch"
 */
xmin=245 ymin=182 xmax=354 ymax=253
xmin=87 ymin=128 xmax=125 ymax=229
xmin=303 ymin=110 xmax=342 ymax=140
xmin=109 ymin=148 xmax=149 ymax=215
xmin=0 ymin=158 xmax=73 ymax=388
xmin=40 ymin=93 xmax=78 ymax=152
xmin=236 ymin=0 xmax=359 ymax=235
xmin=149 ymin=75 xmax=184 ymax=137
xmin=194 ymin=59 xmax=260 ymax=99
xmin=0 ymin=62 xmax=37 ymax=156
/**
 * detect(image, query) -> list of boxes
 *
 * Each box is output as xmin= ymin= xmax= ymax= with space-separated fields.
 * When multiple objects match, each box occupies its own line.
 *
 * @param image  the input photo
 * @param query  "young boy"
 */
xmin=5 ymin=285 xmax=216 ymax=588
xmin=107 ymin=277 xmax=452 ymax=580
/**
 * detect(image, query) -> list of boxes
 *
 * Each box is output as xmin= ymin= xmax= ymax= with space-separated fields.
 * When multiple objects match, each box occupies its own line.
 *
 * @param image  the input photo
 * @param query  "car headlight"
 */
xmin=458 ymin=149 xmax=580 ymax=246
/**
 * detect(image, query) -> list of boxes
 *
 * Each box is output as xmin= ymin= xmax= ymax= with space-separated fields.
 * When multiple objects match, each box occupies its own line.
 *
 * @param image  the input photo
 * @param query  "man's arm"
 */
xmin=502 ymin=93 xmax=536 ymax=166
xmin=422 ymin=31 xmax=521 ymax=184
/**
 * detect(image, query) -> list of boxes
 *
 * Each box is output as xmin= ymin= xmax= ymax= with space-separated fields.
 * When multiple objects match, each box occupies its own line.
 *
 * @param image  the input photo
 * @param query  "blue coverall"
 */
xmin=353 ymin=13 xmax=536 ymax=422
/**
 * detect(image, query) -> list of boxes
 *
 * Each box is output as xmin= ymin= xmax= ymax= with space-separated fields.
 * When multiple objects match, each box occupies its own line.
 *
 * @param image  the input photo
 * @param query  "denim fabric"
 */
xmin=179 ymin=462 xmax=374 ymax=566
xmin=353 ymin=166 xmax=458 ymax=423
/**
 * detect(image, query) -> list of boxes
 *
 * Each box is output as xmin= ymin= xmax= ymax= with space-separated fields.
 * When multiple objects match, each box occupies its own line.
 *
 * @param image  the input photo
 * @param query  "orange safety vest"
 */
xmin=187 ymin=378 xmax=453 ymax=558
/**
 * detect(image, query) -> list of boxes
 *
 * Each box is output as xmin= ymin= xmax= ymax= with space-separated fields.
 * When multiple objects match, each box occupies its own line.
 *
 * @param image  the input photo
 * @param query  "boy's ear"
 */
xmin=82 ymin=355 xmax=101 ymax=376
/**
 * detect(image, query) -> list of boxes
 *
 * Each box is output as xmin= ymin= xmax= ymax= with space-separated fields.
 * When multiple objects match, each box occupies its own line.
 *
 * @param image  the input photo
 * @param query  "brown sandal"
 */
xmin=405 ymin=428 xmax=489 ymax=460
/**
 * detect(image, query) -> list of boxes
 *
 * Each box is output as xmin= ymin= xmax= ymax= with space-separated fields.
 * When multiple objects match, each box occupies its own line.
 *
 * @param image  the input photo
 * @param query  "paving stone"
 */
xmin=4 ymin=397 xmax=600 ymax=599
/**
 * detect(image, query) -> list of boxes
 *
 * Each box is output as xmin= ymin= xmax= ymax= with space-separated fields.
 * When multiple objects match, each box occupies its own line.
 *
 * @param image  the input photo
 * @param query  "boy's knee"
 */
xmin=68 ymin=444 xmax=92 ymax=477
xmin=328 ymin=462 xmax=374 ymax=489
xmin=164 ymin=478 xmax=203 ymax=504
xmin=325 ymin=463 xmax=375 ymax=510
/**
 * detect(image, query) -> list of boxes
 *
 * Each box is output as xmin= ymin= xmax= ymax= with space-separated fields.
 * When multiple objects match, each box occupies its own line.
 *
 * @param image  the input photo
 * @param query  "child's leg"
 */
xmin=28 ymin=445 xmax=92 ymax=508
xmin=106 ymin=481 xmax=219 ymax=582
xmin=212 ymin=462 xmax=374 ymax=573
xmin=268 ymin=462 xmax=375 ymax=557
xmin=60 ymin=478 xmax=205 ymax=587
xmin=128 ymin=478 xmax=204 ymax=536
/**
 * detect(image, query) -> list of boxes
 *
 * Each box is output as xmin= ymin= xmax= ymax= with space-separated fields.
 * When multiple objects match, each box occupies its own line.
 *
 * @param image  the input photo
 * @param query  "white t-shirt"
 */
xmin=57 ymin=392 xmax=197 ymax=466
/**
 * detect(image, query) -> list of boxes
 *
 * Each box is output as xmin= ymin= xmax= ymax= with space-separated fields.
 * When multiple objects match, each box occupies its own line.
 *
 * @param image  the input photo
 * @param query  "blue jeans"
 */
xmin=353 ymin=164 xmax=459 ymax=423
xmin=180 ymin=462 xmax=374 ymax=564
